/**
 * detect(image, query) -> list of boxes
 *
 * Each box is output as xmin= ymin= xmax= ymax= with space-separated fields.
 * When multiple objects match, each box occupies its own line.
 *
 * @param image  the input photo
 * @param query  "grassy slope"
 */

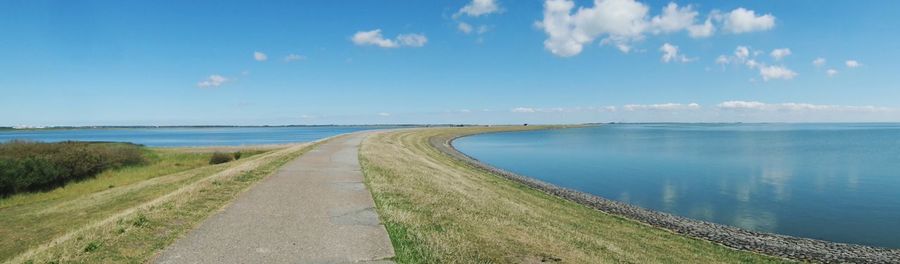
xmin=1 ymin=144 xmax=314 ymax=263
xmin=360 ymin=127 xmax=787 ymax=263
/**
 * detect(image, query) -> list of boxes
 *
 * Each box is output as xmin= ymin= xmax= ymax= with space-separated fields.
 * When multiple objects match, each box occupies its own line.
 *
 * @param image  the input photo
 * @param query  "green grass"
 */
xmin=360 ymin=127 xmax=789 ymax=263
xmin=0 ymin=144 xmax=300 ymax=263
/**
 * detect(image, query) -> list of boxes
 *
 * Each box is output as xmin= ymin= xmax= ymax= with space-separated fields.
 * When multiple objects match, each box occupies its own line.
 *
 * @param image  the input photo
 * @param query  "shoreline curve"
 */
xmin=430 ymin=128 xmax=900 ymax=264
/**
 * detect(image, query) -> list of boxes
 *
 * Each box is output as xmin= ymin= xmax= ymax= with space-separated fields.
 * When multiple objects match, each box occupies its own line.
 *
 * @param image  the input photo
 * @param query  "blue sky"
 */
xmin=1 ymin=0 xmax=898 ymax=126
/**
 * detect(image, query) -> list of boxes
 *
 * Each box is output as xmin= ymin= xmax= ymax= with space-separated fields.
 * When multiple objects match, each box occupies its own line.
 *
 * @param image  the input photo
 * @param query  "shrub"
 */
xmin=0 ymin=141 xmax=147 ymax=196
xmin=233 ymin=151 xmax=242 ymax=160
xmin=83 ymin=241 xmax=101 ymax=252
xmin=208 ymin=152 xmax=234 ymax=165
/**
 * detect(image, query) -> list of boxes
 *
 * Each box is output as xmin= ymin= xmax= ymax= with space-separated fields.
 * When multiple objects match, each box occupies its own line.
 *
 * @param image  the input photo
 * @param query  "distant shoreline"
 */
xmin=0 ymin=124 xmax=427 ymax=131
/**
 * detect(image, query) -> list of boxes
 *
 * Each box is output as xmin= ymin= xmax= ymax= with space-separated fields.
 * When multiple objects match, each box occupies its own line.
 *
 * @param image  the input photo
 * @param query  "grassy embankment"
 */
xmin=360 ymin=126 xmax=787 ymax=263
xmin=1 ymin=142 xmax=318 ymax=263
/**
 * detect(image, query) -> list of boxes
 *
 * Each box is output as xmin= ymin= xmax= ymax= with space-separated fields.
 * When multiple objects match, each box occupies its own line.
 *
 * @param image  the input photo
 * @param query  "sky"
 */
xmin=1 ymin=0 xmax=899 ymax=126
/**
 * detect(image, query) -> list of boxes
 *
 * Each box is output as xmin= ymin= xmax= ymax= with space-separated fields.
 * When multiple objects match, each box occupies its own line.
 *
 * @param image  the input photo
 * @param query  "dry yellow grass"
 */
xmin=2 ymin=141 xmax=318 ymax=264
xmin=360 ymin=126 xmax=787 ymax=263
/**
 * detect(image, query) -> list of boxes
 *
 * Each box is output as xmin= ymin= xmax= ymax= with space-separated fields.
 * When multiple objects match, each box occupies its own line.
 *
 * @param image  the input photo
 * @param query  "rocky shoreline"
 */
xmin=430 ymin=132 xmax=900 ymax=264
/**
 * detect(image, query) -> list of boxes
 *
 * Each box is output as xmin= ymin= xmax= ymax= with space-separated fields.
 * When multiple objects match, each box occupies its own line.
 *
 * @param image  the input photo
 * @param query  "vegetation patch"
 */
xmin=0 ymin=141 xmax=147 ymax=196
xmin=208 ymin=152 xmax=235 ymax=164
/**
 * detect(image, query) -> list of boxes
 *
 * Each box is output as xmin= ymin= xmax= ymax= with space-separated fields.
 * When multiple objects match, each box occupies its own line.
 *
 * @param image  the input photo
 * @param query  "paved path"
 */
xmin=155 ymin=133 xmax=395 ymax=264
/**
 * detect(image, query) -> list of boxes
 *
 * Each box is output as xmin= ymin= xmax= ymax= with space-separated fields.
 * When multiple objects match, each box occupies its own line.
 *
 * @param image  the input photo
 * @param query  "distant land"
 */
xmin=2 ymin=124 xmax=431 ymax=130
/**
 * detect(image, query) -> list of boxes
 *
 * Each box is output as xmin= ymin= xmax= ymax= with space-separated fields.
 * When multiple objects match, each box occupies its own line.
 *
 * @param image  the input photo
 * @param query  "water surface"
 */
xmin=454 ymin=124 xmax=900 ymax=248
xmin=0 ymin=126 xmax=393 ymax=147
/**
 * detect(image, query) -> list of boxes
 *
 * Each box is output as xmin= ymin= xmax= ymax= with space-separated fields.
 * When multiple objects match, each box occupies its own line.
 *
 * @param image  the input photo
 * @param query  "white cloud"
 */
xmin=253 ymin=51 xmax=268 ymax=61
xmin=511 ymin=107 xmax=537 ymax=113
xmin=623 ymin=103 xmax=701 ymax=111
xmin=647 ymin=2 xmax=716 ymax=38
xmin=715 ymin=55 xmax=730 ymax=65
xmin=283 ymin=54 xmax=305 ymax=62
xmin=197 ymin=75 xmax=229 ymax=88
xmin=687 ymin=18 xmax=715 ymax=38
xmin=396 ymin=33 xmax=428 ymax=47
xmin=456 ymin=0 xmax=501 ymax=17
xmin=352 ymin=29 xmax=398 ymax=48
xmin=722 ymin=7 xmax=775 ymax=33
xmin=537 ymin=1 xmax=776 ymax=57
xmin=537 ymin=0 xmax=651 ymax=57
xmin=745 ymin=59 xmax=760 ymax=69
xmin=827 ymin=69 xmax=838 ymax=77
xmin=454 ymin=0 xmax=499 ymax=39
xmin=660 ymin=43 xmax=692 ymax=63
xmin=759 ymin=65 xmax=797 ymax=81
xmin=735 ymin=46 xmax=750 ymax=60
xmin=717 ymin=100 xmax=766 ymax=110
xmin=845 ymin=60 xmax=862 ymax=68
xmin=377 ymin=112 xmax=391 ymax=117
xmin=650 ymin=3 xmax=698 ymax=34
xmin=812 ymin=57 xmax=826 ymax=67
xmin=770 ymin=48 xmax=791 ymax=60
xmin=717 ymin=101 xmax=891 ymax=112
xmin=458 ymin=22 xmax=474 ymax=34
xmin=352 ymin=29 xmax=427 ymax=48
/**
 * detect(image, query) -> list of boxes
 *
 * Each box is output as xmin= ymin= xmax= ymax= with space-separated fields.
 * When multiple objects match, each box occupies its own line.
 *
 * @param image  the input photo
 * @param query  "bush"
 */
xmin=233 ymin=151 xmax=242 ymax=160
xmin=209 ymin=152 xmax=234 ymax=165
xmin=0 ymin=141 xmax=147 ymax=196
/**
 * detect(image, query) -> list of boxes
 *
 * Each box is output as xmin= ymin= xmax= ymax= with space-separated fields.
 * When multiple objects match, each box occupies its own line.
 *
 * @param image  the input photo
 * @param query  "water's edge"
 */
xmin=430 ymin=128 xmax=900 ymax=264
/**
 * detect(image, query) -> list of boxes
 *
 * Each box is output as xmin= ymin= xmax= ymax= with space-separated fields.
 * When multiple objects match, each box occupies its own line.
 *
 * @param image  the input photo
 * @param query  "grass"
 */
xmin=359 ymin=126 xmax=789 ymax=263
xmin=1 ymin=143 xmax=313 ymax=263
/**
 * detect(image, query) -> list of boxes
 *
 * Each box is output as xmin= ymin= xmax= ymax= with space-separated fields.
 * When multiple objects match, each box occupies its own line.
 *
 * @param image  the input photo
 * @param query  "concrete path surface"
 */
xmin=154 ymin=133 xmax=395 ymax=264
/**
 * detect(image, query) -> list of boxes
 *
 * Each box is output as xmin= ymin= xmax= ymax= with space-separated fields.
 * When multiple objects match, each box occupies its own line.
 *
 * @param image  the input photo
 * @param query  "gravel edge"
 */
xmin=429 ymin=131 xmax=900 ymax=264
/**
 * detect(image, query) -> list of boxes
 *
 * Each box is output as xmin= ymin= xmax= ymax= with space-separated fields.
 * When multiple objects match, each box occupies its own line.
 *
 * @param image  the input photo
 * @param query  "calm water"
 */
xmin=0 ymin=126 xmax=394 ymax=147
xmin=455 ymin=124 xmax=900 ymax=248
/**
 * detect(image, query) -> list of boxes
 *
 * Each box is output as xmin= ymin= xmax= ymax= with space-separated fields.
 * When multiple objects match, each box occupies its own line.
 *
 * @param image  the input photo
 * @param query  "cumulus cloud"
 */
xmin=717 ymin=46 xmax=800 ymax=81
xmin=537 ymin=1 xmax=775 ymax=57
xmin=660 ymin=43 xmax=692 ymax=63
xmin=253 ymin=51 xmax=268 ymax=61
xmin=352 ymin=29 xmax=398 ymax=48
xmin=537 ymin=0 xmax=651 ymax=57
xmin=283 ymin=54 xmax=305 ymax=62
xmin=197 ymin=75 xmax=229 ymax=88
xmin=722 ymin=8 xmax=775 ymax=33
xmin=454 ymin=0 xmax=500 ymax=40
xmin=812 ymin=57 xmax=826 ymax=67
xmin=770 ymin=48 xmax=791 ymax=60
xmin=845 ymin=60 xmax=862 ymax=68
xmin=623 ymin=103 xmax=701 ymax=111
xmin=827 ymin=69 xmax=838 ymax=77
xmin=352 ymin=29 xmax=427 ymax=48
xmin=456 ymin=0 xmax=501 ymax=17
xmin=759 ymin=65 xmax=797 ymax=81
xmin=650 ymin=3 xmax=698 ymax=34
xmin=719 ymin=45 xmax=761 ymax=69
xmin=687 ymin=18 xmax=715 ymax=38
